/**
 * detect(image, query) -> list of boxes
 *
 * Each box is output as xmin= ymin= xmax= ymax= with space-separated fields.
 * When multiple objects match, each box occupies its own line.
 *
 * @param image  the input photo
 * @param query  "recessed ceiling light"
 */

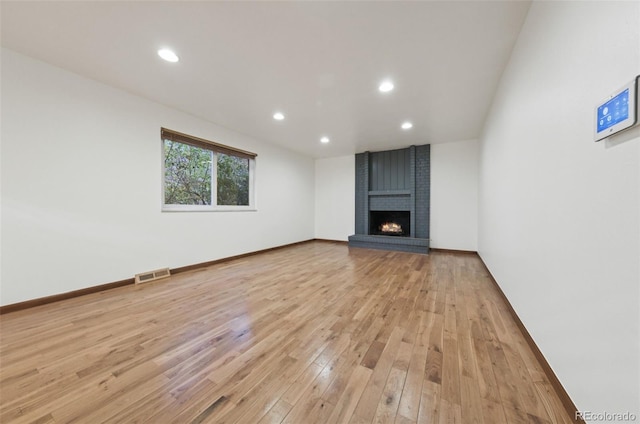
xmin=320 ymin=136 xmax=330 ymax=144
xmin=378 ymin=80 xmax=394 ymax=93
xmin=158 ymin=48 xmax=179 ymax=63
xmin=401 ymin=122 xmax=413 ymax=130
xmin=273 ymin=112 xmax=285 ymax=121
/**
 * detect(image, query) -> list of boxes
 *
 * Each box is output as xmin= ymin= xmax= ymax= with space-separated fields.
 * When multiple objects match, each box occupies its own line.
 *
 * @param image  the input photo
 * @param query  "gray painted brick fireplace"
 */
xmin=348 ymin=144 xmax=430 ymax=254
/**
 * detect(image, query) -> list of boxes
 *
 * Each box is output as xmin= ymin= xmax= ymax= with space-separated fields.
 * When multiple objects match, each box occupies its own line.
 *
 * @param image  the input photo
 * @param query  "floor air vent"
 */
xmin=135 ymin=268 xmax=171 ymax=284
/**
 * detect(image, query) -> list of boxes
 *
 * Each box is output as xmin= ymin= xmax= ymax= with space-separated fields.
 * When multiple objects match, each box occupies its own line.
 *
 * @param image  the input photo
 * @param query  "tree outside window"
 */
xmin=164 ymin=141 xmax=213 ymax=205
xmin=217 ymin=153 xmax=249 ymax=206
xmin=162 ymin=128 xmax=255 ymax=211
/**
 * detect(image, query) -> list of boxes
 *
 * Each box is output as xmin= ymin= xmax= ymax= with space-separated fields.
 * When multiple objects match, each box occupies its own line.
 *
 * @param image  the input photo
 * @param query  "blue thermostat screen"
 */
xmin=597 ymin=88 xmax=629 ymax=133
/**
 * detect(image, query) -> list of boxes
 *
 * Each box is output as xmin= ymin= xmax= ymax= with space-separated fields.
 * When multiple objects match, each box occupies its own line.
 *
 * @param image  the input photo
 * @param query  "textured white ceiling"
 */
xmin=1 ymin=1 xmax=531 ymax=158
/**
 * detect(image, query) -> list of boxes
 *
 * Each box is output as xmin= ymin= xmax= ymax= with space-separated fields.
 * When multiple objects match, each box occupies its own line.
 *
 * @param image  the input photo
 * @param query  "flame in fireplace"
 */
xmin=380 ymin=222 xmax=403 ymax=233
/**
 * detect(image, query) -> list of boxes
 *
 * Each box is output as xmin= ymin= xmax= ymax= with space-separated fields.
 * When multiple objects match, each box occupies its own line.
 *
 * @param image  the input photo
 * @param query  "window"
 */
xmin=162 ymin=128 xmax=256 ymax=211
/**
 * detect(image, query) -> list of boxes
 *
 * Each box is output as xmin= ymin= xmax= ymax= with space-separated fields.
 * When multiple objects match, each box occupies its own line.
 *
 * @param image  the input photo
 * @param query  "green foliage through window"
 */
xmin=217 ymin=153 xmax=249 ymax=206
xmin=164 ymin=140 xmax=212 ymax=205
xmin=163 ymin=139 xmax=251 ymax=208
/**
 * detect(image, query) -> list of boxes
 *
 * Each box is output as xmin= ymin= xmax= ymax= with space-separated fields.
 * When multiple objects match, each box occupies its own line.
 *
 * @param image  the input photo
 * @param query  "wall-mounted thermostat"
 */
xmin=594 ymin=75 xmax=639 ymax=142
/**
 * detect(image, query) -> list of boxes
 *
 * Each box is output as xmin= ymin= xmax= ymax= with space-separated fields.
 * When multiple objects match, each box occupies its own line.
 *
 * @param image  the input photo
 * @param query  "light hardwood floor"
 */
xmin=0 ymin=242 xmax=573 ymax=423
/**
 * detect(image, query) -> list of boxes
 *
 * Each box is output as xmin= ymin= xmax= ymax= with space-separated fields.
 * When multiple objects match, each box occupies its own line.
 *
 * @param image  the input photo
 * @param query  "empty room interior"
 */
xmin=1 ymin=1 xmax=639 ymax=423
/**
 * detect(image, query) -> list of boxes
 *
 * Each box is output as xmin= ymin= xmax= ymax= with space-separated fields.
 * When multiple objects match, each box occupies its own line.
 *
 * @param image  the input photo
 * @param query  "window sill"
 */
xmin=162 ymin=205 xmax=257 ymax=212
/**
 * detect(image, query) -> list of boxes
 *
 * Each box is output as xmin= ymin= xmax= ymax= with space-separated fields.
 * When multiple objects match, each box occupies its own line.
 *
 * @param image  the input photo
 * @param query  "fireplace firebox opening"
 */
xmin=369 ymin=211 xmax=410 ymax=237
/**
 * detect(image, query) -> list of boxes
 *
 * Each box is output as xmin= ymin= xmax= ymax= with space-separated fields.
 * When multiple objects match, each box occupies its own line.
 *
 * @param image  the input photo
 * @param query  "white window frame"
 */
xmin=161 ymin=130 xmax=257 ymax=212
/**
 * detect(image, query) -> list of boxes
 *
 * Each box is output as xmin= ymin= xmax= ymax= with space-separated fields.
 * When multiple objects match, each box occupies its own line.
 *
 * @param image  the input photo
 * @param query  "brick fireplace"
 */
xmin=348 ymin=145 xmax=430 ymax=254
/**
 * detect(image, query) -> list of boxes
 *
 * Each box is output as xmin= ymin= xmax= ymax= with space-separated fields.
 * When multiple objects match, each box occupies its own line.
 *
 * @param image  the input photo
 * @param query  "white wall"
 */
xmin=314 ymin=146 xmax=479 ymax=248
xmin=0 ymin=48 xmax=315 ymax=306
xmin=314 ymin=155 xmax=355 ymax=241
xmin=430 ymin=139 xmax=478 ymax=251
xmin=479 ymin=1 xmax=639 ymax=416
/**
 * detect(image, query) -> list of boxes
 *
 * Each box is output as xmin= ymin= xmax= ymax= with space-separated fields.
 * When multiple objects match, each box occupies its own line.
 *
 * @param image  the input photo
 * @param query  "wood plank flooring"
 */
xmin=0 ymin=241 xmax=574 ymax=423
